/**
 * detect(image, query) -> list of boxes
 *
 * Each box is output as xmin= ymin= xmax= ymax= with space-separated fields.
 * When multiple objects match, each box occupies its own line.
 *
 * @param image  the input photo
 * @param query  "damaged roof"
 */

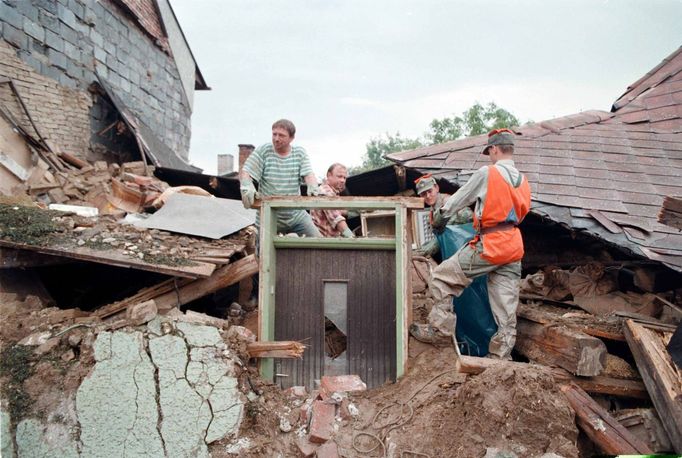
xmin=387 ymin=46 xmax=682 ymax=271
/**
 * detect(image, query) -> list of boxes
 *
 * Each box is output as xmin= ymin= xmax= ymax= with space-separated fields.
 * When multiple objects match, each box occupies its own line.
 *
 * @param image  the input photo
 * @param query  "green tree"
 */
xmin=353 ymin=102 xmax=520 ymax=173
xmin=349 ymin=132 xmax=424 ymax=174
xmin=426 ymin=102 xmax=519 ymax=143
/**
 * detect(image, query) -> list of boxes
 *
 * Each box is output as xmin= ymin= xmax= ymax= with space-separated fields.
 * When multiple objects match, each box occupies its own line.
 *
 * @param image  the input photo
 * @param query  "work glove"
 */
xmin=306 ymin=182 xmax=321 ymax=196
xmin=431 ymin=208 xmax=447 ymax=234
xmin=341 ymin=227 xmax=354 ymax=238
xmin=240 ymin=179 xmax=259 ymax=209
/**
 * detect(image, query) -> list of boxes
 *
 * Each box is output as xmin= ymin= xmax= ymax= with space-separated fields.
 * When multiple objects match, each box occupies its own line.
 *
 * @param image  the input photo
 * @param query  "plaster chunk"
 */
xmin=206 ymin=377 xmax=243 ymax=444
xmin=149 ymin=334 xmax=210 ymax=457
xmin=76 ymin=331 xmax=164 ymax=458
xmin=16 ymin=419 xmax=78 ymax=458
xmin=176 ymin=322 xmax=223 ymax=347
xmin=1 ymin=410 xmax=14 ymax=458
xmin=147 ymin=316 xmax=163 ymax=336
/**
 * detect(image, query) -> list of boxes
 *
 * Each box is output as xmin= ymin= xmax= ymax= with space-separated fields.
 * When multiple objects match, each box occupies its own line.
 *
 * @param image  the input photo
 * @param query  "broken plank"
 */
xmin=257 ymin=195 xmax=425 ymax=209
xmin=624 ymin=319 xmax=682 ymax=453
xmin=560 ymin=384 xmax=653 ymax=454
xmin=518 ymin=302 xmax=624 ymax=342
xmin=95 ymin=277 xmax=193 ymax=319
xmin=247 ymin=341 xmax=306 ymax=358
xmin=0 ymin=239 xmax=215 ymax=279
xmin=0 ymin=246 xmax=71 ymax=268
xmin=516 ymin=317 xmax=607 ymax=376
xmin=154 ymin=255 xmax=258 ymax=311
xmin=57 ymin=152 xmax=88 ymax=169
xmin=457 ymin=355 xmax=648 ymax=400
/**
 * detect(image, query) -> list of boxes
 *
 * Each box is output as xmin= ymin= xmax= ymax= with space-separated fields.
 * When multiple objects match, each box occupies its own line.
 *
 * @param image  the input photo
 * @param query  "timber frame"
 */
xmin=257 ymin=196 xmax=423 ymax=383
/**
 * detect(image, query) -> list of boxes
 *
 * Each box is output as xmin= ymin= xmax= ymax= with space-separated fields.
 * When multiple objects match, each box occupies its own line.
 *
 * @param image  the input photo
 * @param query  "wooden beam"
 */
xmin=247 ymin=341 xmax=305 ymax=358
xmin=0 ymin=247 xmax=71 ymax=268
xmin=257 ymin=195 xmax=425 ymax=210
xmin=516 ymin=317 xmax=607 ymax=376
xmin=153 ymin=255 xmax=258 ymax=311
xmin=272 ymin=237 xmax=395 ymax=250
xmin=624 ymin=319 xmax=682 ymax=453
xmin=518 ymin=302 xmax=624 ymax=342
xmin=0 ymin=239 xmax=215 ymax=278
xmin=560 ymin=384 xmax=653 ymax=454
xmin=457 ymin=355 xmax=648 ymax=399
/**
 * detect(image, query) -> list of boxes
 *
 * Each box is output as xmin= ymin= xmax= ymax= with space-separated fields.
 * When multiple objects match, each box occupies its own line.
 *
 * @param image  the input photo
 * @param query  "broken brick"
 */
xmin=285 ymin=385 xmax=307 ymax=398
xmin=295 ymin=436 xmax=318 ymax=457
xmin=320 ymin=375 xmax=367 ymax=395
xmin=309 ymin=400 xmax=335 ymax=444
xmin=316 ymin=441 xmax=339 ymax=458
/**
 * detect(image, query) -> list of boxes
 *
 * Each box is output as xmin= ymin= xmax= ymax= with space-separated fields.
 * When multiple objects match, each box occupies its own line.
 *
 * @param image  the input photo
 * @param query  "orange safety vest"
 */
xmin=472 ymin=165 xmax=531 ymax=265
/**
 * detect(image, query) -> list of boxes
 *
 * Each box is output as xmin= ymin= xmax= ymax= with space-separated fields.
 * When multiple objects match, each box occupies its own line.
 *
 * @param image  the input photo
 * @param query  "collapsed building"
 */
xmin=1 ymin=2 xmax=681 ymax=455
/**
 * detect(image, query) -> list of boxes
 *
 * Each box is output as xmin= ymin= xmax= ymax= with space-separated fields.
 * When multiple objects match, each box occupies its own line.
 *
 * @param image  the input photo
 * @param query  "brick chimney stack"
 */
xmin=238 ymin=144 xmax=255 ymax=172
xmin=217 ymin=154 xmax=234 ymax=175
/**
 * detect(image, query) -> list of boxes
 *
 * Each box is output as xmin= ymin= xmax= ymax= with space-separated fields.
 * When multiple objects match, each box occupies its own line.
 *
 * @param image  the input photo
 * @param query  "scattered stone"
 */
xmin=296 ymin=436 xmax=318 ymax=457
xmin=182 ymin=310 xmax=229 ymax=329
xmin=279 ymin=416 xmax=292 ymax=433
xmin=61 ymin=349 xmax=76 ymax=362
xmin=67 ymin=331 xmax=82 ymax=348
xmin=317 ymin=441 xmax=340 ymax=458
xmin=125 ymin=300 xmax=157 ymax=326
xmin=33 ymin=337 xmax=59 ymax=355
xmin=285 ymin=386 xmax=308 ymax=398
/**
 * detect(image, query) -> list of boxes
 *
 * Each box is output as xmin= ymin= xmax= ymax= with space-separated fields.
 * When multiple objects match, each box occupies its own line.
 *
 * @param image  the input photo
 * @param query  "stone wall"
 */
xmin=0 ymin=0 xmax=192 ymax=160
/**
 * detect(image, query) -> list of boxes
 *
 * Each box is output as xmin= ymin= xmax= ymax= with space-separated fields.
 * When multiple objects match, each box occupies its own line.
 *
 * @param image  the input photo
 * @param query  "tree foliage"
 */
xmin=349 ymin=132 xmax=425 ymax=174
xmin=351 ymin=102 xmax=520 ymax=174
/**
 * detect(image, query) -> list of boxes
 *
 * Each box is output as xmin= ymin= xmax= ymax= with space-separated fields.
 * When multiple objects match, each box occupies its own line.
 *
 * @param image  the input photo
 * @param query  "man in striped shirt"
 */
xmin=239 ymin=119 xmax=321 ymax=239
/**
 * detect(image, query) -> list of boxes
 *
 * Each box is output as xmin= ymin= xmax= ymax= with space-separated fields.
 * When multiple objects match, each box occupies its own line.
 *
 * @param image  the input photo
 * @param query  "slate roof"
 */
xmin=387 ymin=46 xmax=682 ymax=271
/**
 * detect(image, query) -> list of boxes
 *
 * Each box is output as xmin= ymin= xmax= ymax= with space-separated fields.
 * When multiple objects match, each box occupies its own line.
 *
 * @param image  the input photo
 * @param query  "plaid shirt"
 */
xmin=311 ymin=181 xmax=346 ymax=237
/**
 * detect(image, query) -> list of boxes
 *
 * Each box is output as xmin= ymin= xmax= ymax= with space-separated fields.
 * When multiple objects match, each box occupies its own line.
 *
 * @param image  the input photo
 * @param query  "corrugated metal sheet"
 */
xmin=275 ymin=248 xmax=396 ymax=390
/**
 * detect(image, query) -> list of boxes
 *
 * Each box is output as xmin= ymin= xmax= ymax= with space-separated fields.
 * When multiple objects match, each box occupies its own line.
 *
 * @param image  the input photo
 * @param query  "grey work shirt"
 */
xmin=440 ymin=159 xmax=522 ymax=221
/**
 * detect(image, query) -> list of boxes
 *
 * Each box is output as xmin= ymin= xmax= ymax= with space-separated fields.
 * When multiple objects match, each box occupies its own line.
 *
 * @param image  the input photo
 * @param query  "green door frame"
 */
xmin=257 ymin=196 xmax=422 ymax=382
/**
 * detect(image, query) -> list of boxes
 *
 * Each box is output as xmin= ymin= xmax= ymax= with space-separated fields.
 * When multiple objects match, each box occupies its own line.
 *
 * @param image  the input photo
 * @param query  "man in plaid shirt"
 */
xmin=311 ymin=163 xmax=354 ymax=238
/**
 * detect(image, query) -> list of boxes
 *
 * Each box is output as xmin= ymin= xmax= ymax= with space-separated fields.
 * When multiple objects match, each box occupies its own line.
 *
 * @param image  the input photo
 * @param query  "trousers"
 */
xmin=430 ymin=240 xmax=521 ymax=358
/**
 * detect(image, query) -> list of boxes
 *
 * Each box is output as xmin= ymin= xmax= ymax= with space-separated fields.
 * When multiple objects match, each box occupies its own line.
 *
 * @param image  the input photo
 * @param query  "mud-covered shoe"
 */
xmin=410 ymin=323 xmax=449 ymax=344
xmin=486 ymin=352 xmax=512 ymax=361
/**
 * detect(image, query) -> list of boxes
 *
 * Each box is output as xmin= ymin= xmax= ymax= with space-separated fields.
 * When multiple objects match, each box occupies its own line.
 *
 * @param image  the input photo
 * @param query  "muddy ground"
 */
xmin=2 ymin=292 xmax=584 ymax=458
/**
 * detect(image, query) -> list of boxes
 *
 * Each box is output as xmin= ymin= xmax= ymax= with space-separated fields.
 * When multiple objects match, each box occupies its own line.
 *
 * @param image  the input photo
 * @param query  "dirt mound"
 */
xmin=334 ymin=347 xmax=578 ymax=457
xmin=436 ymin=364 xmax=579 ymax=457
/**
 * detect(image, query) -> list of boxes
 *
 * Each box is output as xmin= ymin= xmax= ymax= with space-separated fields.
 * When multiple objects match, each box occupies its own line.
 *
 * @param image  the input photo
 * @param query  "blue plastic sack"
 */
xmin=436 ymin=224 xmax=497 ymax=356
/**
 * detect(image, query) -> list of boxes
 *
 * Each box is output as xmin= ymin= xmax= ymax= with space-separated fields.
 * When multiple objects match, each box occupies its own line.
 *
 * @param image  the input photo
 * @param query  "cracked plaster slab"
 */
xmin=58 ymin=324 xmax=242 ymax=458
xmin=149 ymin=324 xmax=243 ymax=456
xmin=76 ymin=331 xmax=164 ymax=457
xmin=16 ymin=418 xmax=78 ymax=458
xmin=1 ymin=409 xmax=14 ymax=457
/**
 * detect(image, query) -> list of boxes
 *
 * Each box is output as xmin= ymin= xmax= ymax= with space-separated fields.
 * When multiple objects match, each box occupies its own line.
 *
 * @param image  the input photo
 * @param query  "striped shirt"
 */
xmin=243 ymin=143 xmax=313 ymax=221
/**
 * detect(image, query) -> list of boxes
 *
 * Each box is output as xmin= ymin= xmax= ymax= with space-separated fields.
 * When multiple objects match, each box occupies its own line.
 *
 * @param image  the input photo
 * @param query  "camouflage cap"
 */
xmin=415 ymin=174 xmax=436 ymax=195
xmin=482 ymin=128 xmax=515 ymax=155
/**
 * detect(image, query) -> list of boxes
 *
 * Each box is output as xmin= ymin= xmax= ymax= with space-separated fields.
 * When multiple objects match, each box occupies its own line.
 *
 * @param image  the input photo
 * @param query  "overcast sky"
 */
xmin=172 ymin=0 xmax=682 ymax=176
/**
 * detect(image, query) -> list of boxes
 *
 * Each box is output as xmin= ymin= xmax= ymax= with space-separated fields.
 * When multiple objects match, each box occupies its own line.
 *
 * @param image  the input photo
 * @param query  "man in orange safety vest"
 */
xmin=429 ymin=128 xmax=531 ymax=359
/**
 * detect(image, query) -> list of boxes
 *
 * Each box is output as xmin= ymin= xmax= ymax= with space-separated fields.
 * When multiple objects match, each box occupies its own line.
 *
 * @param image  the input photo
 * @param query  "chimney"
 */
xmin=238 ymin=144 xmax=255 ymax=171
xmin=217 ymin=154 xmax=234 ymax=175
